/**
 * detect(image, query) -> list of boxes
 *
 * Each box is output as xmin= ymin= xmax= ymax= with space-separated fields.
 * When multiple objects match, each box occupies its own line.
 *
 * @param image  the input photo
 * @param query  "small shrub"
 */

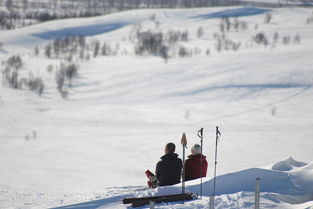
xmin=55 ymin=62 xmax=78 ymax=98
xmin=206 ymin=48 xmax=210 ymax=56
xmin=55 ymin=69 xmax=67 ymax=98
xmin=150 ymin=14 xmax=156 ymax=21
xmin=2 ymin=66 xmax=19 ymax=89
xmin=64 ymin=63 xmax=78 ymax=85
xmin=197 ymin=27 xmax=204 ymax=38
xmin=282 ymin=36 xmax=291 ymax=45
xmin=2 ymin=55 xmax=23 ymax=89
xmin=27 ymin=74 xmax=44 ymax=96
xmin=264 ymin=13 xmax=272 ymax=24
xmin=6 ymin=55 xmax=23 ymax=69
xmin=45 ymin=44 xmax=52 ymax=58
xmin=178 ymin=46 xmax=190 ymax=57
xmin=233 ymin=18 xmax=248 ymax=32
xmin=306 ymin=13 xmax=313 ymax=24
xmin=93 ymin=40 xmax=100 ymax=57
xmin=160 ymin=46 xmax=169 ymax=62
xmin=273 ymin=32 xmax=279 ymax=43
xmin=223 ymin=17 xmax=231 ymax=32
xmin=101 ymin=42 xmax=111 ymax=56
xmin=214 ymin=33 xmax=241 ymax=52
xmin=47 ymin=64 xmax=53 ymax=73
xmin=34 ymin=46 xmax=39 ymax=56
xmin=293 ymin=35 xmax=301 ymax=44
xmin=253 ymin=33 xmax=269 ymax=46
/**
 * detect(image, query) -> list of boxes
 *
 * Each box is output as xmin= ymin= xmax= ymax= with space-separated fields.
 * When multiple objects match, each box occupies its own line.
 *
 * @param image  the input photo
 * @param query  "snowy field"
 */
xmin=1 ymin=6 xmax=313 ymax=209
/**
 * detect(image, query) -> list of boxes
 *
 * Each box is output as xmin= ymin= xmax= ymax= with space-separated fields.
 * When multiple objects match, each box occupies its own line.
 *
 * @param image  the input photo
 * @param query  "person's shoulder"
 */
xmin=185 ymin=158 xmax=191 ymax=164
xmin=156 ymin=160 xmax=163 ymax=170
xmin=157 ymin=158 xmax=163 ymax=164
xmin=176 ymin=155 xmax=182 ymax=163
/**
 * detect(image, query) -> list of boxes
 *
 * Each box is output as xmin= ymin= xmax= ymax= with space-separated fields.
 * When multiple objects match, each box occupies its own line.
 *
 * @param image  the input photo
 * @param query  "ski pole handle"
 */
xmin=216 ymin=126 xmax=221 ymax=139
xmin=181 ymin=133 xmax=187 ymax=147
xmin=197 ymin=128 xmax=203 ymax=138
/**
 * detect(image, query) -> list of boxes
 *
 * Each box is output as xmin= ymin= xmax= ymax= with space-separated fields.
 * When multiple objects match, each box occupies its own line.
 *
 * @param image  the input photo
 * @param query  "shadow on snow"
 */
xmin=50 ymin=194 xmax=131 ymax=209
xmin=187 ymin=168 xmax=300 ymax=196
xmin=32 ymin=22 xmax=128 ymax=40
xmin=170 ymin=83 xmax=309 ymax=97
xmin=192 ymin=7 xmax=270 ymax=19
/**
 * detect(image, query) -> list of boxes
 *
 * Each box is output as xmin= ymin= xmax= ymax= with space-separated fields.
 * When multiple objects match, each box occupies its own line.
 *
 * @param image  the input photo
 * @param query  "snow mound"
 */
xmin=52 ymin=158 xmax=313 ymax=209
xmin=272 ymin=156 xmax=308 ymax=171
xmin=154 ymin=157 xmax=313 ymax=197
xmin=185 ymin=167 xmax=309 ymax=196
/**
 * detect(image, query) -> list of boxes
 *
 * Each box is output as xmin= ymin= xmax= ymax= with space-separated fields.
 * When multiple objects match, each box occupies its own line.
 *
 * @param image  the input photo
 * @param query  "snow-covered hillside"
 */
xmin=0 ymin=6 xmax=313 ymax=209
xmin=1 ymin=157 xmax=312 ymax=208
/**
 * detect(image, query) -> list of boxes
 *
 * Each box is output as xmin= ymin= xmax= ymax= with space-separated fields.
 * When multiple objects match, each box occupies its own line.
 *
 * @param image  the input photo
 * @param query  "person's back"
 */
xmin=185 ymin=144 xmax=208 ymax=181
xmin=156 ymin=143 xmax=182 ymax=186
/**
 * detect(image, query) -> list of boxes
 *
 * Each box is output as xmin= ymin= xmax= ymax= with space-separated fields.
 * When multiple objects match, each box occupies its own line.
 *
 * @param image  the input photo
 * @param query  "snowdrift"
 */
xmin=52 ymin=157 xmax=313 ymax=209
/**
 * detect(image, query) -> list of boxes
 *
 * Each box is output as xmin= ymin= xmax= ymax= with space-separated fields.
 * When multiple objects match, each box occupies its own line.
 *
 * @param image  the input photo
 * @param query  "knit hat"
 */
xmin=191 ymin=144 xmax=201 ymax=155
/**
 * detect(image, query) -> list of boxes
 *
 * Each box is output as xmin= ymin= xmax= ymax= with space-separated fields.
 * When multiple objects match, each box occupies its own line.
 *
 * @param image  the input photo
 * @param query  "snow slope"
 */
xmin=1 ymin=6 xmax=313 ymax=209
xmin=27 ymin=157 xmax=313 ymax=209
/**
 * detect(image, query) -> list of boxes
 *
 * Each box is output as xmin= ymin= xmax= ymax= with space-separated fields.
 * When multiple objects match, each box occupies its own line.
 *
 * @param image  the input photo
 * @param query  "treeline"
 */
xmin=2 ymin=12 xmax=304 ymax=98
xmin=38 ymin=12 xmax=303 ymax=62
xmin=213 ymin=14 xmax=301 ymax=52
xmin=0 ymin=0 xmax=283 ymax=30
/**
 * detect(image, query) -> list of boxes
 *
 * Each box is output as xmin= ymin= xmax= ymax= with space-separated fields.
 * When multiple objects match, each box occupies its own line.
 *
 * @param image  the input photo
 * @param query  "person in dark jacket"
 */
xmin=185 ymin=144 xmax=208 ymax=181
xmin=156 ymin=142 xmax=182 ymax=186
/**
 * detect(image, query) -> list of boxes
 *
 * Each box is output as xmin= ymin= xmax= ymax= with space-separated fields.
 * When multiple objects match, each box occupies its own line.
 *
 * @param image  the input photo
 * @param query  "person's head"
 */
xmin=191 ymin=144 xmax=202 ymax=155
xmin=165 ymin=142 xmax=176 ymax=154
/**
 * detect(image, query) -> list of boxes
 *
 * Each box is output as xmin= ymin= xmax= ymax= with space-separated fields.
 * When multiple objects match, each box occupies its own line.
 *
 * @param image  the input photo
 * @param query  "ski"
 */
xmin=123 ymin=193 xmax=188 ymax=204
xmin=123 ymin=193 xmax=196 ymax=207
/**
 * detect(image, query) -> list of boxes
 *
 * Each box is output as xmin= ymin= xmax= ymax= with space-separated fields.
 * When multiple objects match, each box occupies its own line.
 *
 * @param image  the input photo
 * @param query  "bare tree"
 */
xmin=264 ymin=13 xmax=272 ymax=24
xmin=197 ymin=27 xmax=204 ymax=39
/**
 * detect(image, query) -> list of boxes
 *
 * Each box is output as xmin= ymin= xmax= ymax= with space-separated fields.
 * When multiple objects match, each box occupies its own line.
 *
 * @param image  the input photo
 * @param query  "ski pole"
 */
xmin=213 ymin=126 xmax=221 ymax=197
xmin=181 ymin=133 xmax=187 ymax=194
xmin=197 ymin=128 xmax=203 ymax=198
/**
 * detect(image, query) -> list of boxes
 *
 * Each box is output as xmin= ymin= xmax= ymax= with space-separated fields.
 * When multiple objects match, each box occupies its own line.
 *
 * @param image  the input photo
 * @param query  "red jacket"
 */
xmin=184 ymin=154 xmax=208 ymax=181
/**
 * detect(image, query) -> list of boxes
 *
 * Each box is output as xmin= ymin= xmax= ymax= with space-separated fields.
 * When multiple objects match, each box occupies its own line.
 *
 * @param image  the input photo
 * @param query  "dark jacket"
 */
xmin=156 ymin=153 xmax=182 ymax=186
xmin=185 ymin=154 xmax=208 ymax=181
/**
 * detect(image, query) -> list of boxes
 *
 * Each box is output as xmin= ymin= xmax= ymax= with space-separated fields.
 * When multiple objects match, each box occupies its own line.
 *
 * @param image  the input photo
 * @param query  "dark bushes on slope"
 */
xmin=2 ymin=55 xmax=44 ymax=95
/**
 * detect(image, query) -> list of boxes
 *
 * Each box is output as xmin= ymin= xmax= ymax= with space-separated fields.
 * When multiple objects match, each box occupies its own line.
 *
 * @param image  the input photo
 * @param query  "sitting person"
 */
xmin=184 ymin=144 xmax=208 ymax=181
xmin=155 ymin=142 xmax=182 ymax=186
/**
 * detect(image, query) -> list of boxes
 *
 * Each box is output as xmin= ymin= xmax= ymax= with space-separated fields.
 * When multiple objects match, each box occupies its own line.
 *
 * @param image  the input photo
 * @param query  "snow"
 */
xmin=0 ymin=5 xmax=313 ymax=209
xmin=272 ymin=156 xmax=308 ymax=171
xmin=13 ymin=158 xmax=310 ymax=209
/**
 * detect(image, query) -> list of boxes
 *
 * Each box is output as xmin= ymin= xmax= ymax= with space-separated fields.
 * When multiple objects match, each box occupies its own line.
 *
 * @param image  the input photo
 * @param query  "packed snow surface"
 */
xmin=0 ymin=5 xmax=313 ymax=209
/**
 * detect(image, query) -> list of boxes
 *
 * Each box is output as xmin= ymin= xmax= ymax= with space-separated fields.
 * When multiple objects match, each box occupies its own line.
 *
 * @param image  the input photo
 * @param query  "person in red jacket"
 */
xmin=184 ymin=144 xmax=208 ymax=181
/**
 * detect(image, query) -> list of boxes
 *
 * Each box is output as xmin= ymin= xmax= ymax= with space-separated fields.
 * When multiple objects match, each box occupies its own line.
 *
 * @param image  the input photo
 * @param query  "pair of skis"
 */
xmin=123 ymin=193 xmax=197 ymax=208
